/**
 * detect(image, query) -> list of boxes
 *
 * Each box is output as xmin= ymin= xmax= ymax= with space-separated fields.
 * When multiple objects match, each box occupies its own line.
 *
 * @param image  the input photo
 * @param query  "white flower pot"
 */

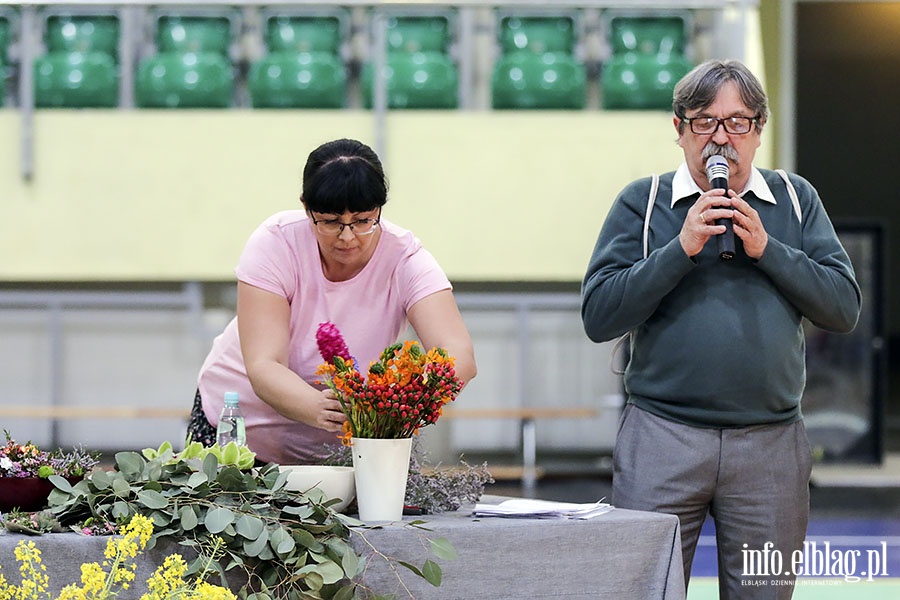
xmin=350 ymin=437 xmax=412 ymax=523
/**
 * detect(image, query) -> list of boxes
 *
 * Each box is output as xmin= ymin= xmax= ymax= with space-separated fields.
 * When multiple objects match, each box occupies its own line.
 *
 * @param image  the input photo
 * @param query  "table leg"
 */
xmin=521 ymin=417 xmax=537 ymax=496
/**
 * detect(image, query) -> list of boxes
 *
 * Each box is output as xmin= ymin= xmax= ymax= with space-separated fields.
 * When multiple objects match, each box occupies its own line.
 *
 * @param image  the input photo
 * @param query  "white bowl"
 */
xmin=279 ymin=465 xmax=355 ymax=512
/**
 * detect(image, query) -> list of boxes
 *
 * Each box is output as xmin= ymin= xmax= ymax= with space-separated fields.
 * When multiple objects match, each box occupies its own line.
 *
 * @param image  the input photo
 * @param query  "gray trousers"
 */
xmin=612 ymin=404 xmax=812 ymax=600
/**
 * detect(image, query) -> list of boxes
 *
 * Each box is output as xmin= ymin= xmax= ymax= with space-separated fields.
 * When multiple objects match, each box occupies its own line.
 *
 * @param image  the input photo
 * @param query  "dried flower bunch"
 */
xmin=315 ymin=322 xmax=463 ymax=442
xmin=0 ymin=430 xmax=100 ymax=479
xmin=405 ymin=453 xmax=495 ymax=515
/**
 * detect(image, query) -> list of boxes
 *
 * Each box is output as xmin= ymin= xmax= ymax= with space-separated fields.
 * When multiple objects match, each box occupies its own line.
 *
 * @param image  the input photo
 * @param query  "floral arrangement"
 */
xmin=0 ymin=513 xmax=236 ymax=600
xmin=0 ymin=430 xmax=100 ymax=479
xmin=315 ymin=322 xmax=463 ymax=443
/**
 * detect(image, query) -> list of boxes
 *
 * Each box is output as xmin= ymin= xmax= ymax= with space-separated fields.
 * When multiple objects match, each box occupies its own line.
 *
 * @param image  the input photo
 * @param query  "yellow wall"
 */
xmin=0 ymin=109 xmax=774 ymax=282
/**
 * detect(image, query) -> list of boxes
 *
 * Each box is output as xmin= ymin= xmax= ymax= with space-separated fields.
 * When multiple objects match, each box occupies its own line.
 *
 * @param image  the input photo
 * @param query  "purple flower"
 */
xmin=316 ymin=322 xmax=352 ymax=364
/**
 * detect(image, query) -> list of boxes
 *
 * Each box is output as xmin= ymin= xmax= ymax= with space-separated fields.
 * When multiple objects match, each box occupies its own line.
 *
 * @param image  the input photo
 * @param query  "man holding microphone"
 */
xmin=581 ymin=59 xmax=860 ymax=598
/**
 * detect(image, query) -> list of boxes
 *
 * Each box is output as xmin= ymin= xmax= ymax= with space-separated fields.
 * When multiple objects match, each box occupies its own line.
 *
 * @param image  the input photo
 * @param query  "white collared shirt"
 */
xmin=670 ymin=162 xmax=778 ymax=208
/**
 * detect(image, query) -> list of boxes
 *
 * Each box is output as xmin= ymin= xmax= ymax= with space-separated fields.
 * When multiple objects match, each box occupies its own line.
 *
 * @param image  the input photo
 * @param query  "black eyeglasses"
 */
xmin=681 ymin=116 xmax=758 ymax=135
xmin=310 ymin=209 xmax=381 ymax=236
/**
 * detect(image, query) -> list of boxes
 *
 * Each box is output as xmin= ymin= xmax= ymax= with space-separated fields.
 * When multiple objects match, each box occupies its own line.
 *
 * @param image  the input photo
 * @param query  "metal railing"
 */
xmin=0 ymin=282 xmax=206 ymax=445
xmin=0 ymin=286 xmax=620 ymax=484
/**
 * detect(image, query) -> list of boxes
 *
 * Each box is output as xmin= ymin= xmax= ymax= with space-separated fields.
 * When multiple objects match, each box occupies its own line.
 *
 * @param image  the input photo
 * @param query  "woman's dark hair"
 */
xmin=673 ymin=59 xmax=769 ymax=135
xmin=301 ymin=139 xmax=388 ymax=214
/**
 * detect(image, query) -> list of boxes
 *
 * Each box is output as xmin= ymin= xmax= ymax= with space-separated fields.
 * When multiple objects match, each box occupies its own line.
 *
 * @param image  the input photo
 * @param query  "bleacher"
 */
xmin=0 ymin=2 xmax=734 ymax=111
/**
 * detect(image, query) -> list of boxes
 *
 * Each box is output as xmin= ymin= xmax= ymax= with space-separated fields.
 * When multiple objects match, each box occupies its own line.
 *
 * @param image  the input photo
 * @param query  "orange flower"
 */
xmin=340 ymin=422 xmax=353 ymax=446
xmin=316 ymin=324 xmax=462 ymax=440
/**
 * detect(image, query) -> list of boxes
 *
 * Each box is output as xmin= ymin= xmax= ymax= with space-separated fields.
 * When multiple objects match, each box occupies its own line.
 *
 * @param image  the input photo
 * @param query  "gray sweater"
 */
xmin=581 ymin=169 xmax=861 ymax=427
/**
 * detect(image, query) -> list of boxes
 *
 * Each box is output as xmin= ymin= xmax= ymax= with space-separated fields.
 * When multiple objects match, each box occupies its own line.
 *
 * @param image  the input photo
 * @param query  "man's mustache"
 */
xmin=702 ymin=142 xmax=739 ymax=163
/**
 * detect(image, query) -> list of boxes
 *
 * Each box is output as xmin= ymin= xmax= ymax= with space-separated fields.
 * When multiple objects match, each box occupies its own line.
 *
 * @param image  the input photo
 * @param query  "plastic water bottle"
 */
xmin=216 ymin=391 xmax=246 ymax=447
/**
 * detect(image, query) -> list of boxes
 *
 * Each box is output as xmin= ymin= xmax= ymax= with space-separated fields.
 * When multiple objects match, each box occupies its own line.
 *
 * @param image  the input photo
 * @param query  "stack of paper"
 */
xmin=472 ymin=498 xmax=614 ymax=520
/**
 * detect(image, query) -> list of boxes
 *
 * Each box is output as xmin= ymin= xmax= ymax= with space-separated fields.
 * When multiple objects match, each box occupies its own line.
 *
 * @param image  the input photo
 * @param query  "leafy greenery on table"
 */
xmin=47 ymin=442 xmax=451 ymax=600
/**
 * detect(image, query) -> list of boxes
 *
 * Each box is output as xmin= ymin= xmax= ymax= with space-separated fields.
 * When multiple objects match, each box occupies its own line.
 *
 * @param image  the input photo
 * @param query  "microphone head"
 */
xmin=705 ymin=155 xmax=729 ymax=184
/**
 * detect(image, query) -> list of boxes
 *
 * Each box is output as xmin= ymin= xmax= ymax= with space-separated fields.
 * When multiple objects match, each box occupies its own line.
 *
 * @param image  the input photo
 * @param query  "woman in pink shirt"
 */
xmin=189 ymin=139 xmax=477 ymax=465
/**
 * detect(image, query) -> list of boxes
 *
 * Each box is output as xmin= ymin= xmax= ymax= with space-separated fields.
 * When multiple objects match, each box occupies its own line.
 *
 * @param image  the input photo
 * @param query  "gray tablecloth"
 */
xmin=352 ymin=500 xmax=685 ymax=599
xmin=0 ymin=501 xmax=684 ymax=600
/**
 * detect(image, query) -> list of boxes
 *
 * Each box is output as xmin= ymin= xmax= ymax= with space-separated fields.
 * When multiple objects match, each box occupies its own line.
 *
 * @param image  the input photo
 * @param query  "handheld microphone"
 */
xmin=705 ymin=155 xmax=735 ymax=260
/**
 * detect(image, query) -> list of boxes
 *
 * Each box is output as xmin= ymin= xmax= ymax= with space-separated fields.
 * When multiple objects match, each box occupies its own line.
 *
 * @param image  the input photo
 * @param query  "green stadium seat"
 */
xmin=135 ymin=51 xmax=233 ymax=108
xmin=0 ymin=16 xmax=10 ymax=65
xmin=45 ymin=15 xmax=119 ymax=60
xmin=135 ymin=14 xmax=235 ymax=109
xmin=265 ymin=16 xmax=341 ymax=54
xmin=362 ymin=51 xmax=458 ymax=109
xmin=498 ymin=16 xmax=576 ymax=55
xmin=386 ymin=16 xmax=451 ymax=54
xmin=601 ymin=52 xmax=692 ymax=110
xmin=608 ymin=16 xmax=687 ymax=57
xmin=155 ymin=16 xmax=231 ymax=55
xmin=248 ymin=51 xmax=346 ymax=108
xmin=492 ymin=51 xmax=586 ymax=110
xmin=34 ymin=51 xmax=119 ymax=108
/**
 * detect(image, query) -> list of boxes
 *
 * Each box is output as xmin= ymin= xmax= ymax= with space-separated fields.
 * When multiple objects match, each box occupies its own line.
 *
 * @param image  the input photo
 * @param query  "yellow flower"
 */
xmin=105 ymin=514 xmax=152 ymax=563
xmin=0 ymin=514 xmax=235 ymax=600
xmin=55 ymin=585 xmax=86 ymax=600
xmin=78 ymin=563 xmax=105 ymax=597
xmin=192 ymin=581 xmax=237 ymax=600
xmin=143 ymin=554 xmax=188 ymax=600
xmin=7 ymin=541 xmax=49 ymax=600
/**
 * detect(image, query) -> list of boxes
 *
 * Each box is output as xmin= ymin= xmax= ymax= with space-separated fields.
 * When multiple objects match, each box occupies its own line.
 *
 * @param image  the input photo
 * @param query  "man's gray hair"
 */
xmin=673 ymin=59 xmax=769 ymax=134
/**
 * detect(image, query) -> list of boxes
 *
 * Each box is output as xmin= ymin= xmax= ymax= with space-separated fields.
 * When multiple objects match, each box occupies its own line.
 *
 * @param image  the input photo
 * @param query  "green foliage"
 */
xmin=47 ymin=445 xmax=361 ymax=599
xmin=46 ymin=442 xmax=453 ymax=600
xmin=141 ymin=439 xmax=256 ymax=471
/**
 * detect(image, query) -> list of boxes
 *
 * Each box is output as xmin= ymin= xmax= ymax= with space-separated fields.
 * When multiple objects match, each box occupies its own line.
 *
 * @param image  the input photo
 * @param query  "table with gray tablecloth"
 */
xmin=0 ymin=500 xmax=684 ymax=600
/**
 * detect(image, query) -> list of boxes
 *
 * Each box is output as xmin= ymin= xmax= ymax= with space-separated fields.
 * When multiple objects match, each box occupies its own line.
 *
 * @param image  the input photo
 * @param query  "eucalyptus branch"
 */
xmin=349 ymin=521 xmax=458 ymax=600
xmin=348 ymin=528 xmax=417 ymax=600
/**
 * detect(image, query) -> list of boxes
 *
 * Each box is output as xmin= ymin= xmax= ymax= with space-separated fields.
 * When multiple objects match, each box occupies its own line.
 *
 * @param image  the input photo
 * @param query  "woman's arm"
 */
xmin=406 ymin=289 xmax=477 ymax=386
xmin=237 ymin=281 xmax=345 ymax=432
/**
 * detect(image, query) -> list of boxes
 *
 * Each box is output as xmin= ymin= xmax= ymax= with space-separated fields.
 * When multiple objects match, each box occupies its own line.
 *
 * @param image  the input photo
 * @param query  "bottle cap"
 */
xmin=224 ymin=391 xmax=240 ymax=407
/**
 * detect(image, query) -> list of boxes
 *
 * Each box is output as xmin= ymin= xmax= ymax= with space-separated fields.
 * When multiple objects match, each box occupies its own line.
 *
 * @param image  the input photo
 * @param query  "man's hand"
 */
xmin=680 ymin=188 xmax=733 ymax=257
xmin=730 ymin=194 xmax=768 ymax=259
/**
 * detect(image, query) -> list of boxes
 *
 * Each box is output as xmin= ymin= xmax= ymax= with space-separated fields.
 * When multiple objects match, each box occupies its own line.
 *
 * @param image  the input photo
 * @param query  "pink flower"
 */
xmin=82 ymin=527 xmax=93 ymax=535
xmin=316 ymin=322 xmax=352 ymax=363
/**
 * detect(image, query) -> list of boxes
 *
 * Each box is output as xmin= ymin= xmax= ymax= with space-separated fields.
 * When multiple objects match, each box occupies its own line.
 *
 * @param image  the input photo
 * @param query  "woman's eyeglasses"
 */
xmin=310 ymin=210 xmax=381 ymax=236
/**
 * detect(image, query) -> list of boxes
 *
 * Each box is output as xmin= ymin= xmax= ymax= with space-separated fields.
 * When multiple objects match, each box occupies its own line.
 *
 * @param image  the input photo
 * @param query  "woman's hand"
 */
xmin=313 ymin=388 xmax=347 ymax=432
